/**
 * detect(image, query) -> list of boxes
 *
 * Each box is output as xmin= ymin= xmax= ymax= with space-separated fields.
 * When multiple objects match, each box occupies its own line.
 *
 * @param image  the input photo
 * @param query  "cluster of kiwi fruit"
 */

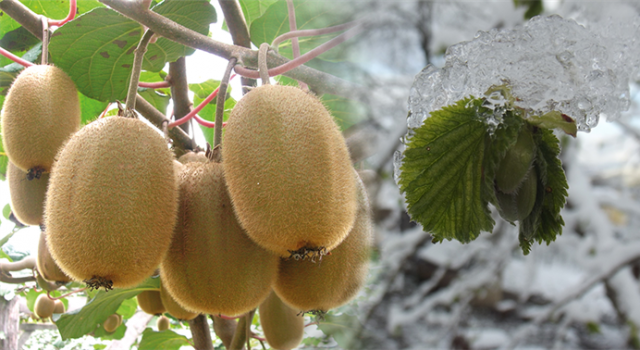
xmin=2 ymin=63 xmax=372 ymax=349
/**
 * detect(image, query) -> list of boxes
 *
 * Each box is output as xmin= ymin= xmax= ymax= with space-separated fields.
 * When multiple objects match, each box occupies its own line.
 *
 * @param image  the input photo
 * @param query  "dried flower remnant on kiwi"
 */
xmin=84 ymin=276 xmax=114 ymax=291
xmin=287 ymin=246 xmax=328 ymax=262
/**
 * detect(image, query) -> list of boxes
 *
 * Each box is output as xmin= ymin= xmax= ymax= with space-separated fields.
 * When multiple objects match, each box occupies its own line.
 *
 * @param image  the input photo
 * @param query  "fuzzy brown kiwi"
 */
xmin=259 ymin=290 xmax=304 ymax=350
xmin=160 ymin=161 xmax=279 ymax=317
xmin=36 ymin=231 xmax=71 ymax=283
xmin=44 ymin=117 xmax=178 ymax=289
xmin=7 ymin=162 xmax=49 ymax=225
xmin=53 ymin=300 xmax=65 ymax=314
xmin=103 ymin=314 xmax=122 ymax=333
xmin=34 ymin=294 xmax=56 ymax=319
xmin=159 ymin=280 xmax=198 ymax=321
xmin=157 ymin=315 xmax=170 ymax=331
xmin=274 ymin=172 xmax=372 ymax=312
xmin=222 ymin=84 xmax=357 ymax=258
xmin=1 ymin=65 xmax=80 ymax=174
xmin=137 ymin=290 xmax=166 ymax=315
xmin=177 ymin=151 xmax=208 ymax=164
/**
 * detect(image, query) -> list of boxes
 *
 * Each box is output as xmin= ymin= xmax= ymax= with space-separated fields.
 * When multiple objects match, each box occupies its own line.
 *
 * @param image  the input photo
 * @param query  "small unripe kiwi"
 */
xmin=274 ymin=173 xmax=372 ymax=312
xmin=259 ymin=291 xmax=304 ymax=350
xmin=159 ymin=281 xmax=198 ymax=321
xmin=161 ymin=161 xmax=279 ymax=317
xmin=34 ymin=294 xmax=56 ymax=319
xmin=223 ymin=84 xmax=357 ymax=258
xmin=1 ymin=65 xmax=80 ymax=173
xmin=496 ymin=169 xmax=538 ymax=222
xmin=53 ymin=300 xmax=65 ymax=314
xmin=137 ymin=290 xmax=166 ymax=315
xmin=103 ymin=314 xmax=122 ymax=333
xmin=44 ymin=117 xmax=178 ymax=289
xmin=157 ymin=315 xmax=170 ymax=331
xmin=7 ymin=162 xmax=49 ymax=225
xmin=495 ymin=125 xmax=535 ymax=193
xmin=178 ymin=151 xmax=208 ymax=164
xmin=36 ymin=231 xmax=71 ymax=283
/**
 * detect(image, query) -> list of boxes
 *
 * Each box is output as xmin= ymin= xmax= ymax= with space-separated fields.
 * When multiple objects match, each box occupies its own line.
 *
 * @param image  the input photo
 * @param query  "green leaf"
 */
xmin=2 ymin=204 xmax=10 ymax=220
xmin=22 ymin=288 xmax=40 ymax=313
xmin=53 ymin=277 xmax=160 ymax=340
xmin=528 ymin=111 xmax=577 ymax=137
xmin=189 ymin=80 xmax=235 ymax=146
xmin=116 ymin=295 xmax=138 ymax=319
xmin=399 ymin=98 xmax=495 ymax=243
xmin=320 ymin=94 xmax=366 ymax=132
xmin=138 ymin=328 xmax=190 ymax=350
xmin=144 ymin=0 xmax=217 ymax=72
xmin=513 ymin=0 xmax=544 ymax=19
xmin=49 ymin=8 xmax=142 ymax=102
xmin=519 ymin=128 xmax=567 ymax=254
xmin=0 ymin=27 xmax=39 ymax=66
xmin=138 ymin=88 xmax=170 ymax=115
xmin=92 ymin=319 xmax=126 ymax=340
xmin=79 ymin=92 xmax=109 ymax=125
xmin=237 ymin=0 xmax=277 ymax=29
xmin=249 ymin=0 xmax=355 ymax=62
xmin=317 ymin=313 xmax=360 ymax=349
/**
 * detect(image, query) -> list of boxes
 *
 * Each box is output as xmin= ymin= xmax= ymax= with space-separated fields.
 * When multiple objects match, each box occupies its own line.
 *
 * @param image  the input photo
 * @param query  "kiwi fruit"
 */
xmin=222 ymin=84 xmax=357 ymax=258
xmin=34 ymin=294 xmax=56 ymax=319
xmin=44 ymin=116 xmax=178 ymax=289
xmin=137 ymin=290 xmax=166 ymax=315
xmin=159 ymin=281 xmax=198 ymax=321
xmin=157 ymin=315 xmax=170 ymax=331
xmin=178 ymin=151 xmax=208 ymax=164
xmin=495 ymin=124 xmax=536 ymax=193
xmin=53 ymin=300 xmax=65 ymax=314
xmin=274 ymin=173 xmax=372 ymax=312
xmin=259 ymin=290 xmax=304 ymax=350
xmin=103 ymin=314 xmax=122 ymax=333
xmin=160 ymin=160 xmax=279 ymax=317
xmin=36 ymin=231 xmax=71 ymax=283
xmin=7 ymin=162 xmax=49 ymax=225
xmin=1 ymin=65 xmax=80 ymax=174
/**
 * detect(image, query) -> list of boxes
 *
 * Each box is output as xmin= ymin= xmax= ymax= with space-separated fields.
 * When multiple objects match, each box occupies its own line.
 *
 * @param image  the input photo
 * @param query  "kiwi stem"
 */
xmin=271 ymin=22 xmax=359 ymax=49
xmin=216 ymin=0 xmax=256 ymax=94
xmin=47 ymin=288 xmax=87 ymax=300
xmin=41 ymin=17 xmax=49 ymax=65
xmin=187 ymin=314 xmax=214 ymax=350
xmin=168 ymin=75 xmax=237 ymax=129
xmin=47 ymin=0 xmax=77 ymax=27
xmin=138 ymin=81 xmax=171 ymax=88
xmin=285 ymin=0 xmax=307 ymax=91
xmin=229 ymin=314 xmax=248 ymax=350
xmin=258 ymin=43 xmax=270 ymax=86
xmin=0 ymin=46 xmax=34 ymax=68
xmin=234 ymin=24 xmax=363 ymax=80
xmin=0 ymin=256 xmax=36 ymax=284
xmin=124 ymin=29 xmax=155 ymax=117
xmin=214 ymin=57 xmax=237 ymax=148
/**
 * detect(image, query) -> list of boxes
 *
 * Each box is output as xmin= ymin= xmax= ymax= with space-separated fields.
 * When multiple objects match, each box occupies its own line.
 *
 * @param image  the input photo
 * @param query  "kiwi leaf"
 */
xmin=138 ymin=328 xmax=190 ymax=350
xmin=53 ymin=277 xmax=160 ymax=340
xmin=400 ymin=94 xmax=568 ymax=253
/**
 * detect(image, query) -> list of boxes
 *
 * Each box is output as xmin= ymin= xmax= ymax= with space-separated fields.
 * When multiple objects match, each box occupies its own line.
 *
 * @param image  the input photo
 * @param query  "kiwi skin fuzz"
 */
xmin=159 ymin=281 xmax=198 ymax=321
xmin=274 ymin=172 xmax=372 ymax=312
xmin=7 ymin=162 xmax=49 ymax=226
xmin=36 ymin=231 xmax=71 ymax=283
xmin=259 ymin=291 xmax=304 ymax=350
xmin=103 ymin=314 xmax=122 ymax=333
xmin=222 ymin=84 xmax=357 ymax=257
xmin=1 ymin=65 xmax=80 ymax=173
xmin=137 ymin=290 xmax=166 ymax=315
xmin=34 ymin=294 xmax=56 ymax=319
xmin=44 ymin=117 xmax=178 ymax=289
xmin=161 ymin=161 xmax=279 ymax=317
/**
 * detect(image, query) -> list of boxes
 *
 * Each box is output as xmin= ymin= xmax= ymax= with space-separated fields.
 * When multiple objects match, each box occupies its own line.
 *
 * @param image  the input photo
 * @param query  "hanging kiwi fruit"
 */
xmin=161 ymin=158 xmax=279 ymax=317
xmin=222 ymin=84 xmax=358 ymax=260
xmin=137 ymin=290 xmax=166 ymax=315
xmin=1 ymin=65 xmax=80 ymax=177
xmin=159 ymin=281 xmax=198 ymax=321
xmin=259 ymin=290 xmax=305 ymax=350
xmin=7 ymin=162 xmax=49 ymax=226
xmin=34 ymin=294 xmax=56 ymax=319
xmin=102 ymin=314 xmax=122 ymax=333
xmin=274 ymin=172 xmax=373 ymax=312
xmin=36 ymin=231 xmax=71 ymax=284
xmin=44 ymin=116 xmax=178 ymax=290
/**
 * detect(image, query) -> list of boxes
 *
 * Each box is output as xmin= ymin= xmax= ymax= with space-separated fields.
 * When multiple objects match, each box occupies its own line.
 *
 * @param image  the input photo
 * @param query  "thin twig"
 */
xmin=124 ymin=29 xmax=155 ymax=116
xmin=48 ymin=0 xmax=77 ymax=27
xmin=214 ymin=57 xmax=237 ymax=149
xmin=285 ymin=0 xmax=307 ymax=90
xmin=0 ymin=46 xmax=34 ymax=68
xmin=258 ymin=43 xmax=270 ymax=85
xmin=217 ymin=0 xmax=255 ymax=94
xmin=41 ymin=16 xmax=49 ymax=65
xmin=271 ymin=22 xmax=360 ymax=49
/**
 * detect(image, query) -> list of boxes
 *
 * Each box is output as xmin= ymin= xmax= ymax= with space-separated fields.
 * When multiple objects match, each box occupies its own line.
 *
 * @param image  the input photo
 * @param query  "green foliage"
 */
xmin=0 ymin=43 xmax=41 ymax=89
xmin=53 ymin=277 xmax=160 ymax=340
xmin=79 ymin=92 xmax=109 ymax=125
xmin=399 ymin=90 xmax=569 ymax=254
xmin=317 ymin=312 xmax=361 ymax=349
xmin=513 ymin=0 xmax=544 ymax=19
xmin=188 ymin=79 xmax=236 ymax=146
xmin=138 ymin=328 xmax=190 ymax=350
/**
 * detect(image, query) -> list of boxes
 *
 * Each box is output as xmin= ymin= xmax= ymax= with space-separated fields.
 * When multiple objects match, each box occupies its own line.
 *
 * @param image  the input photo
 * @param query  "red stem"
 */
xmin=0 ymin=46 xmax=35 ymax=68
xmin=99 ymin=103 xmax=112 ymax=118
xmin=138 ymin=81 xmax=171 ymax=88
xmin=167 ymin=74 xmax=236 ymax=129
xmin=234 ymin=25 xmax=363 ymax=79
xmin=286 ymin=0 xmax=307 ymax=90
xmin=217 ymin=314 xmax=242 ymax=320
xmin=48 ymin=0 xmax=77 ymax=27
xmin=47 ymin=287 xmax=87 ymax=300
